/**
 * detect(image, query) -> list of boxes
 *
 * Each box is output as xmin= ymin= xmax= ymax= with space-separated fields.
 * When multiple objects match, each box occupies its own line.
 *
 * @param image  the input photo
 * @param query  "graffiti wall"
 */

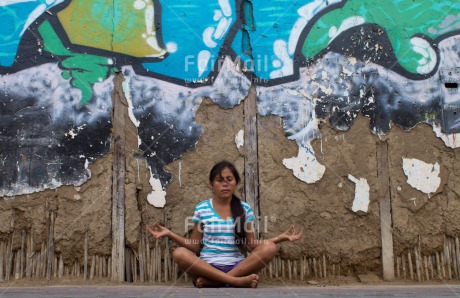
xmin=1 ymin=0 xmax=460 ymax=206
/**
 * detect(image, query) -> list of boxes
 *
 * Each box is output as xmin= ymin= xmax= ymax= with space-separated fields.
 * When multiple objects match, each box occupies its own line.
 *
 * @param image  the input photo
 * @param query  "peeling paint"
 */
xmin=122 ymin=76 xmax=141 ymax=128
xmin=348 ymin=174 xmax=370 ymax=213
xmin=235 ymin=129 xmax=244 ymax=149
xmin=403 ymin=158 xmax=441 ymax=194
xmin=433 ymin=124 xmax=460 ymax=148
xmin=282 ymin=146 xmax=325 ymax=184
xmin=147 ymin=166 xmax=166 ymax=208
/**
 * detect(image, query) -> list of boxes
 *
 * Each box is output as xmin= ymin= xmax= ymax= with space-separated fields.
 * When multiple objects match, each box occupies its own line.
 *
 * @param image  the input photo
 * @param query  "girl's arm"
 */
xmin=246 ymin=223 xmax=302 ymax=251
xmin=146 ymin=222 xmax=203 ymax=253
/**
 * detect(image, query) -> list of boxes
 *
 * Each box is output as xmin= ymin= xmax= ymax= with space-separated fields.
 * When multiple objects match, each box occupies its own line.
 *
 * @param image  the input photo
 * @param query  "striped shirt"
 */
xmin=192 ymin=198 xmax=255 ymax=266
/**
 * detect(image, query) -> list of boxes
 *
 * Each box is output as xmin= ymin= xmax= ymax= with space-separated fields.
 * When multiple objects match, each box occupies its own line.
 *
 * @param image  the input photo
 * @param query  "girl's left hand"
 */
xmin=279 ymin=225 xmax=302 ymax=242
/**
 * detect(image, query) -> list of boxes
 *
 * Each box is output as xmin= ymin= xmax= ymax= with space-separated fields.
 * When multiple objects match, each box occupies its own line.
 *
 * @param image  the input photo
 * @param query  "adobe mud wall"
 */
xmin=1 ymin=0 xmax=460 ymax=283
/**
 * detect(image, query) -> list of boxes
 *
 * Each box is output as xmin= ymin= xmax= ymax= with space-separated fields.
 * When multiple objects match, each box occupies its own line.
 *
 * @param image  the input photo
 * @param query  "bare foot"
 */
xmin=195 ymin=277 xmax=224 ymax=288
xmin=232 ymin=274 xmax=259 ymax=288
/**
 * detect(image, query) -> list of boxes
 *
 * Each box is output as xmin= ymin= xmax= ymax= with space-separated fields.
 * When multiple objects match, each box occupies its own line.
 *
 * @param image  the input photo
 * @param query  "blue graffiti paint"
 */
xmin=0 ymin=0 xmax=63 ymax=67
xmin=141 ymin=0 xmax=237 ymax=81
xmin=232 ymin=0 xmax=340 ymax=79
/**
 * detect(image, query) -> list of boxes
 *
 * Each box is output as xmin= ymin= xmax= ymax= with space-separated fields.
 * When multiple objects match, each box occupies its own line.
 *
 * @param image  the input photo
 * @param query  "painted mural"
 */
xmin=1 ymin=0 xmax=460 ymax=206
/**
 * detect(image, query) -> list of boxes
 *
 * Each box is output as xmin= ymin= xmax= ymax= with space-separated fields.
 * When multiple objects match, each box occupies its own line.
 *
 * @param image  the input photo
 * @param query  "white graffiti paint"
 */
xmin=122 ymin=76 xmax=141 ymax=128
xmin=410 ymin=37 xmax=437 ymax=74
xmin=328 ymin=16 xmax=365 ymax=43
xmin=135 ymin=0 xmax=165 ymax=55
xmin=403 ymin=158 xmax=441 ymax=194
xmin=147 ymin=166 xmax=167 ymax=208
xmin=283 ymin=146 xmax=325 ymax=184
xmin=348 ymin=174 xmax=370 ymax=213
xmin=433 ymin=124 xmax=460 ymax=148
xmin=235 ymin=129 xmax=244 ymax=149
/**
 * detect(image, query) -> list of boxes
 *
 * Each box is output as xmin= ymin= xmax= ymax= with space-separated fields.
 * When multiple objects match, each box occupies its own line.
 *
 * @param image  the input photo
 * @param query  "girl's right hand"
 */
xmin=146 ymin=222 xmax=171 ymax=239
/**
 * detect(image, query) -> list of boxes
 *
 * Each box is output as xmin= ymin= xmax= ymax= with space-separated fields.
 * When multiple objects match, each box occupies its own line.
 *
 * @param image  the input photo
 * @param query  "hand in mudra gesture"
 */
xmin=279 ymin=225 xmax=302 ymax=242
xmin=146 ymin=222 xmax=170 ymax=239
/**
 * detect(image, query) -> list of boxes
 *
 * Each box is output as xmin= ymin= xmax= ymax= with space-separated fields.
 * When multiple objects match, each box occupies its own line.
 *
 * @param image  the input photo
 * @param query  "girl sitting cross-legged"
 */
xmin=146 ymin=160 xmax=302 ymax=288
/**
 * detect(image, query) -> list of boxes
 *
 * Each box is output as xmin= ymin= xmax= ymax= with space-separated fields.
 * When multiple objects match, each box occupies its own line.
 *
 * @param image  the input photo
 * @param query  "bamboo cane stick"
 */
xmin=139 ymin=240 xmax=144 ymax=283
xmin=451 ymin=237 xmax=458 ymax=279
xmin=429 ymin=255 xmax=434 ymax=280
xmin=58 ymin=254 xmax=64 ymax=278
xmin=318 ymin=257 xmax=323 ymax=278
xmin=294 ymin=260 xmax=298 ymax=280
xmin=14 ymin=251 xmax=20 ymax=279
xmin=287 ymin=260 xmax=292 ymax=280
xmin=125 ymin=249 xmax=131 ymax=282
xmin=414 ymin=248 xmax=421 ymax=282
xmin=300 ymin=258 xmax=303 ymax=280
xmin=0 ymin=242 xmax=4 ymax=282
xmin=20 ymin=230 xmax=25 ymax=279
xmin=456 ymin=237 xmax=460 ymax=280
xmin=313 ymin=258 xmax=317 ymax=278
xmin=332 ymin=264 xmax=336 ymax=277
xmin=98 ymin=256 xmax=103 ymax=277
xmin=53 ymin=254 xmax=57 ymax=278
xmin=402 ymin=254 xmax=406 ymax=279
xmin=408 ymin=251 xmax=414 ymax=280
xmin=150 ymin=249 xmax=155 ymax=282
xmin=133 ymin=249 xmax=137 ymax=282
xmin=145 ymin=233 xmax=150 ymax=281
xmin=26 ymin=229 xmax=33 ymax=279
xmin=436 ymin=252 xmax=441 ymax=279
xmin=441 ymin=252 xmax=446 ymax=279
xmin=445 ymin=236 xmax=452 ymax=279
xmin=108 ymin=257 xmax=112 ymax=279
xmin=396 ymin=256 xmax=400 ymax=278
xmin=90 ymin=255 xmax=95 ymax=280
xmin=84 ymin=231 xmax=88 ymax=281
xmin=40 ymin=241 xmax=46 ymax=278
xmin=323 ymin=254 xmax=327 ymax=278
xmin=282 ymin=259 xmax=285 ymax=279
xmin=424 ymin=255 xmax=429 ymax=281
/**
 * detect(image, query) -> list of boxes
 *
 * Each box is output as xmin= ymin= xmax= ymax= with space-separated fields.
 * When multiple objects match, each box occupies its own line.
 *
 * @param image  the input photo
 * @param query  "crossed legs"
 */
xmin=172 ymin=241 xmax=277 ymax=288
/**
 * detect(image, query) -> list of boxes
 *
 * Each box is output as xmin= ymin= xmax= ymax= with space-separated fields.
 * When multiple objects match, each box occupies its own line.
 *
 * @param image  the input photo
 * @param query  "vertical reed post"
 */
xmin=0 ymin=242 xmax=4 ymax=282
xmin=408 ymin=251 xmax=413 ymax=280
xmin=84 ymin=231 xmax=88 ymax=281
xmin=402 ymin=254 xmax=406 ymax=279
xmin=288 ymin=260 xmax=292 ymax=280
xmin=436 ymin=252 xmax=441 ymax=279
xmin=58 ymin=254 xmax=64 ymax=278
xmin=414 ymin=248 xmax=421 ymax=282
xmin=20 ymin=229 xmax=25 ymax=279
xmin=450 ymin=237 xmax=458 ymax=279
xmin=90 ymin=255 xmax=95 ymax=280
xmin=139 ymin=239 xmax=144 ymax=283
xmin=456 ymin=237 xmax=460 ymax=280
xmin=424 ymin=256 xmax=429 ymax=281
xmin=445 ymin=236 xmax=452 ymax=279
xmin=440 ymin=252 xmax=446 ymax=279
xmin=47 ymin=211 xmax=55 ymax=281
xmin=322 ymin=254 xmax=327 ymax=278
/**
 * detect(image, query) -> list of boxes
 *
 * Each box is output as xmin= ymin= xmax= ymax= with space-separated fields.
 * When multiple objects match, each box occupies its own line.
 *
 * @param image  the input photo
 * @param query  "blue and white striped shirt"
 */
xmin=192 ymin=198 xmax=255 ymax=266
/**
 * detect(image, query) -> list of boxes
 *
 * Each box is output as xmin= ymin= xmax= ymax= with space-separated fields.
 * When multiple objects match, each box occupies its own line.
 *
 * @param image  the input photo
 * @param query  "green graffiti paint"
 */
xmin=38 ymin=20 xmax=116 ymax=104
xmin=58 ymin=0 xmax=164 ymax=58
xmin=302 ymin=0 xmax=460 ymax=75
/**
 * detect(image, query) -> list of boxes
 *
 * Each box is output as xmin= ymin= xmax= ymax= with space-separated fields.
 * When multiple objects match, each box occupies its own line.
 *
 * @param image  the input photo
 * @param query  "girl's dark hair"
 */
xmin=209 ymin=161 xmax=247 ymax=255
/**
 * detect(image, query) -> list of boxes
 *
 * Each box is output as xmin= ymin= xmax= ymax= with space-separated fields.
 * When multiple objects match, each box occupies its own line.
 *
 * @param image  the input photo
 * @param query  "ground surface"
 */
xmin=1 ymin=284 xmax=460 ymax=298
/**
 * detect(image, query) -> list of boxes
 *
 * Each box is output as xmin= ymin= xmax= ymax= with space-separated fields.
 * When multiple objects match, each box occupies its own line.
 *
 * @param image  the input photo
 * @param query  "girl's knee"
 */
xmin=258 ymin=241 xmax=277 ymax=258
xmin=265 ymin=241 xmax=277 ymax=257
xmin=172 ymin=247 xmax=189 ymax=262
